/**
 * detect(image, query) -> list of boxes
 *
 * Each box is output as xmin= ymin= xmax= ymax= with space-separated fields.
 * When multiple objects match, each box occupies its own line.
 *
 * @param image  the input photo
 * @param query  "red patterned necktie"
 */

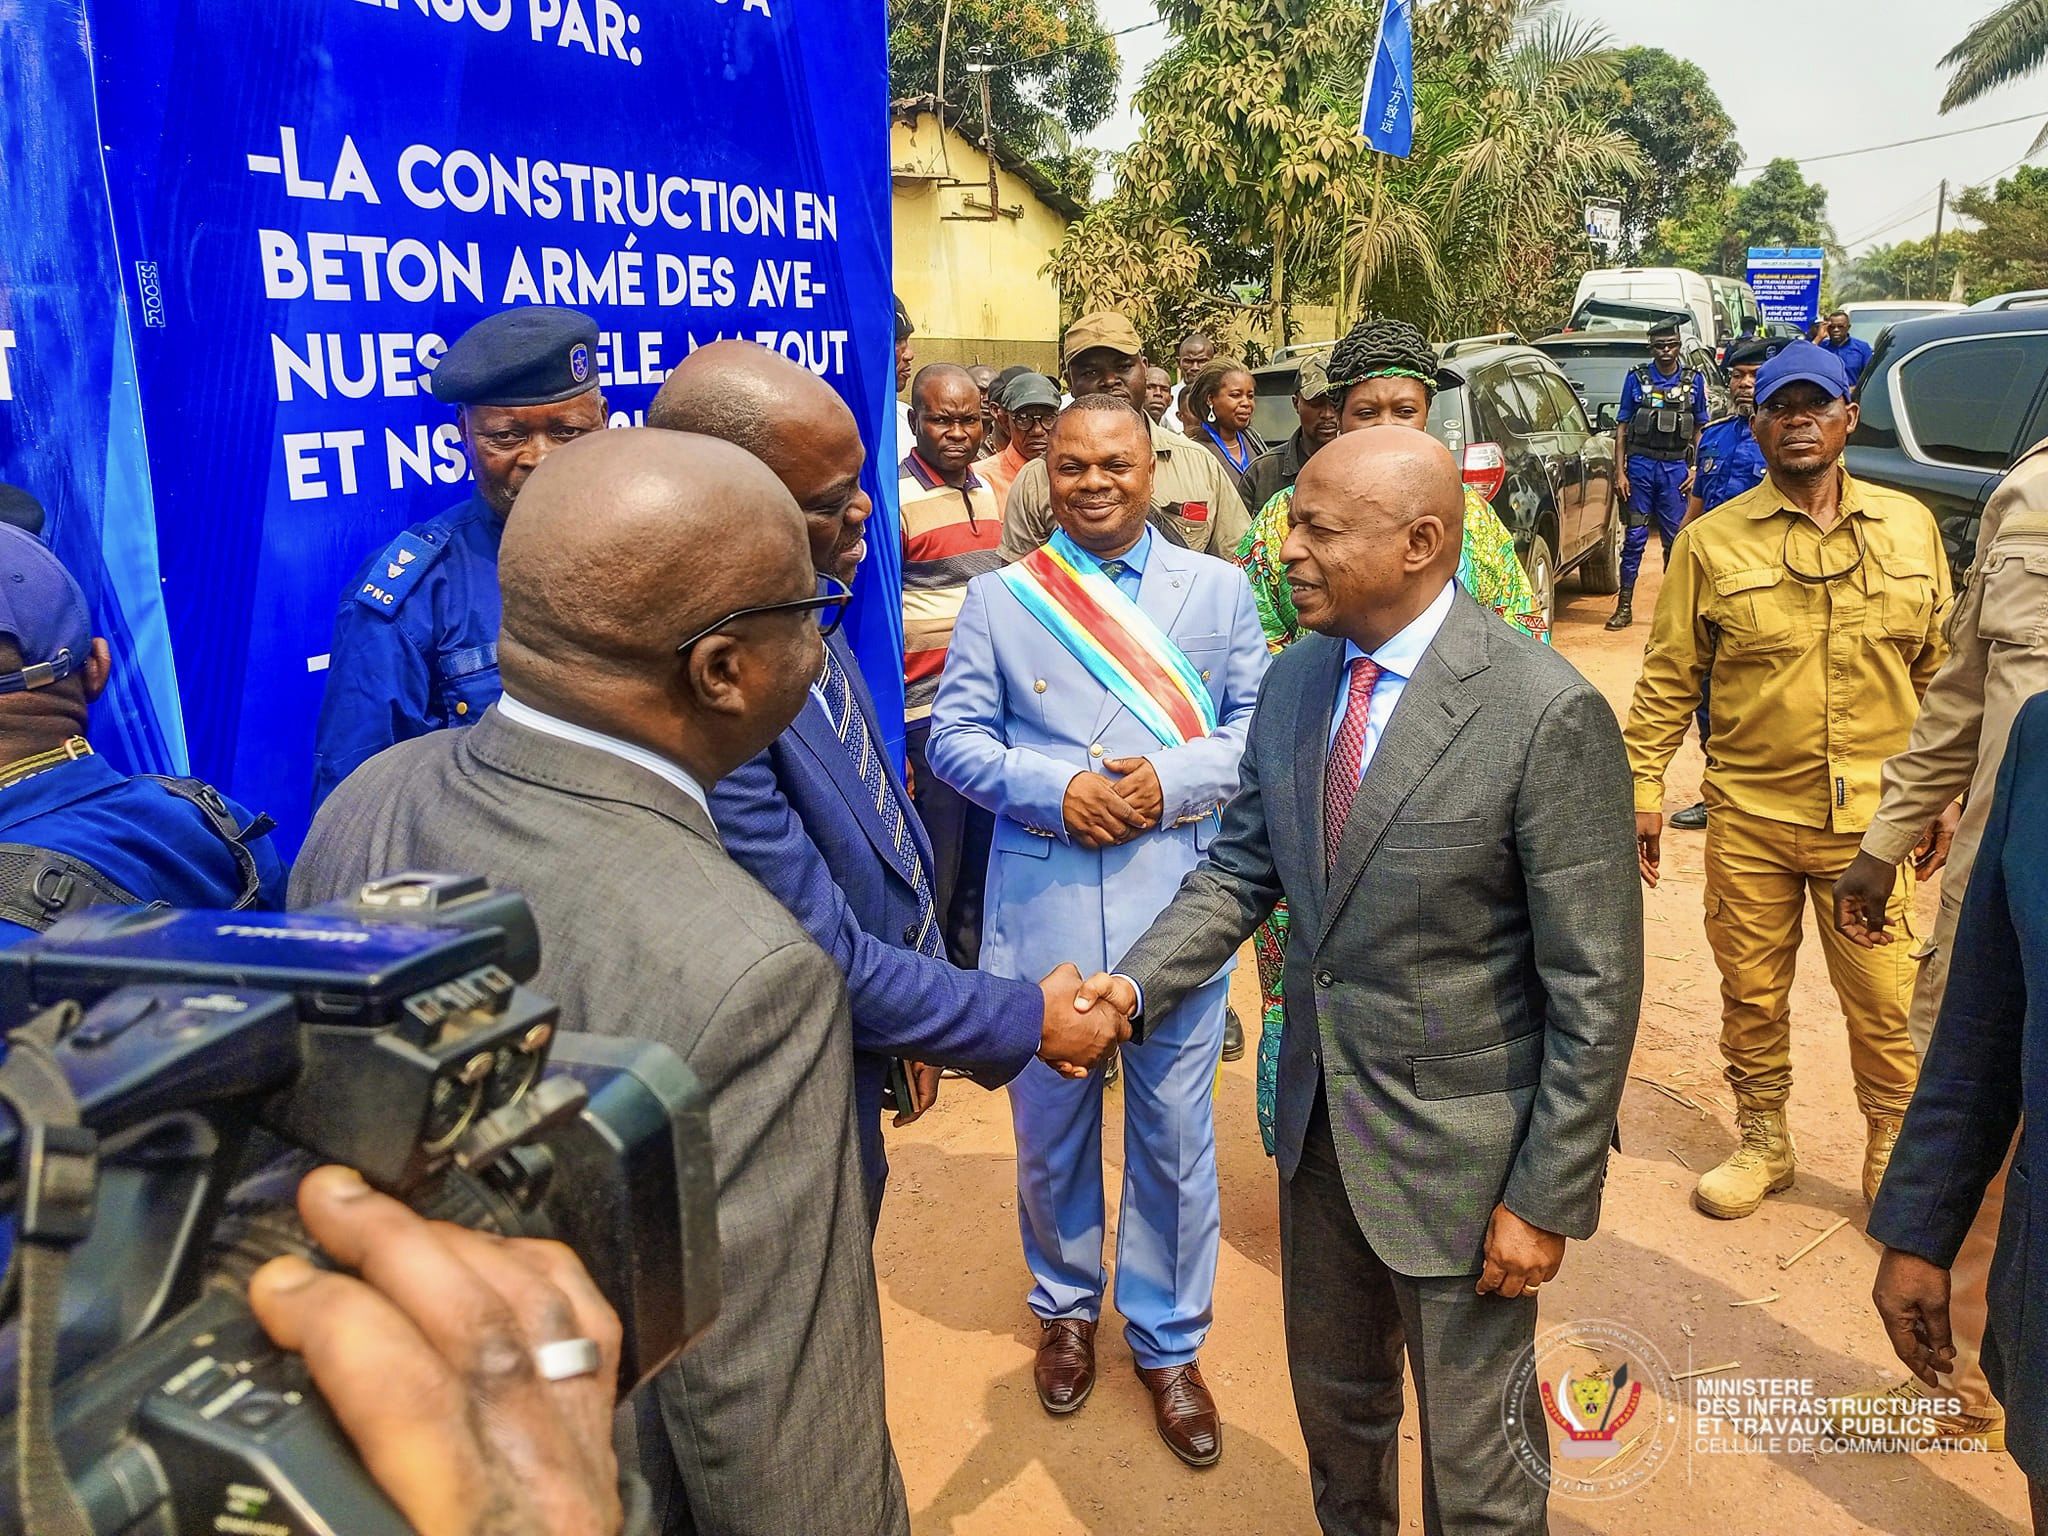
xmin=1323 ymin=656 xmax=1383 ymax=873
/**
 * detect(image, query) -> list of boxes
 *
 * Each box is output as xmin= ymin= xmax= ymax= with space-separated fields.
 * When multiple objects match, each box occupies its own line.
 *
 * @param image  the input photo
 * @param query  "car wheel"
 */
xmin=1523 ymin=533 xmax=1556 ymax=634
xmin=1579 ymin=499 xmax=1623 ymax=595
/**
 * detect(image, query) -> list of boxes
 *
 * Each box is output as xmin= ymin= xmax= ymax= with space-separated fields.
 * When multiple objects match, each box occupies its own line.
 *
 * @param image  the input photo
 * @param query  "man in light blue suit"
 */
xmin=929 ymin=396 xmax=1269 ymax=1468
xmin=649 ymin=343 xmax=1126 ymax=1228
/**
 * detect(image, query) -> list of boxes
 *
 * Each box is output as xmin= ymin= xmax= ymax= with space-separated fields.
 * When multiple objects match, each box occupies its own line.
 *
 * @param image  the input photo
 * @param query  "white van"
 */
xmin=1570 ymin=268 xmax=1722 ymax=347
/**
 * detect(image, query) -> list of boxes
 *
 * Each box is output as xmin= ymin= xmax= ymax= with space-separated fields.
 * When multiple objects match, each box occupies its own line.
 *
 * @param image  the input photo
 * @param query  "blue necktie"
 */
xmin=817 ymin=645 xmax=943 ymax=958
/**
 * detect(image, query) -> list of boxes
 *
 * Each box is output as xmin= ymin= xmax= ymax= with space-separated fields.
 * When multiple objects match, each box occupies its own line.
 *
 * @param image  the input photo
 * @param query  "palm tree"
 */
xmin=1321 ymin=2 xmax=1641 ymax=335
xmin=1939 ymin=0 xmax=2048 ymax=112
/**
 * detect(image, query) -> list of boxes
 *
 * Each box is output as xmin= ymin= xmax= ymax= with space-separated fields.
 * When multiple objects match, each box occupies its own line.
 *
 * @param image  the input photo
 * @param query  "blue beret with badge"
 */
xmin=430 ymin=306 xmax=601 ymax=407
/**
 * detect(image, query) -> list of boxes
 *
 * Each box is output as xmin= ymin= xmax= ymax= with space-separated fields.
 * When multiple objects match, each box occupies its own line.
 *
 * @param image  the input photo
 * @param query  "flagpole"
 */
xmin=1359 ymin=0 xmax=1392 ymax=139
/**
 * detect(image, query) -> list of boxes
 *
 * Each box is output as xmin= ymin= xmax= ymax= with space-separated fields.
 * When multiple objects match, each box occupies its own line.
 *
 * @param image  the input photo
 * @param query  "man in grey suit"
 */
xmin=292 ymin=429 xmax=910 ymax=1536
xmin=1080 ymin=430 xmax=1643 ymax=1534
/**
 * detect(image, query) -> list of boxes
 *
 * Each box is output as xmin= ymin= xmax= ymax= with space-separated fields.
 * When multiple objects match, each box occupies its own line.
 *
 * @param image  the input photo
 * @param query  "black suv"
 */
xmin=1248 ymin=342 xmax=1623 ymax=629
xmin=1846 ymin=308 xmax=2048 ymax=584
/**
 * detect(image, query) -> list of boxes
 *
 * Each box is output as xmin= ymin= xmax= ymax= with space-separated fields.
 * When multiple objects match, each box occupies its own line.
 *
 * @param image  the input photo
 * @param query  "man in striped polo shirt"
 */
xmin=901 ymin=362 xmax=1005 ymax=966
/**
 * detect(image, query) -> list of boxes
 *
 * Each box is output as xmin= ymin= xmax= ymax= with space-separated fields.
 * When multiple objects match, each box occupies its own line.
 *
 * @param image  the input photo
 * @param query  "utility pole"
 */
xmin=978 ymin=62 xmax=997 ymax=214
xmin=1931 ymin=177 xmax=1948 ymax=296
xmin=936 ymin=0 xmax=955 ymax=107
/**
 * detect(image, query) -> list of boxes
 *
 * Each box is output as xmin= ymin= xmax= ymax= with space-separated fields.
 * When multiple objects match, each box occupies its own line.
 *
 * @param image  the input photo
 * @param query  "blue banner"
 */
xmin=0 ymin=2 xmax=186 ymax=778
xmin=1746 ymin=247 xmax=1825 ymax=334
xmin=2 ymin=0 xmax=897 ymax=851
xmin=1359 ymin=0 xmax=1414 ymax=158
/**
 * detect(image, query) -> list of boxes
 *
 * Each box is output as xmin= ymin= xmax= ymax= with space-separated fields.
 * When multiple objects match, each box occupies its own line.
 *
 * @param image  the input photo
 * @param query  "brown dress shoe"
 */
xmin=1135 ymin=1361 xmax=1222 ymax=1467
xmin=1034 ymin=1319 xmax=1097 ymax=1415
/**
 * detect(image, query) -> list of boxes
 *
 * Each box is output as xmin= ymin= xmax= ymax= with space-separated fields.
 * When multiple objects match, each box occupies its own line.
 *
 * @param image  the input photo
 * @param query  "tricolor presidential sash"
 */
xmin=998 ymin=529 xmax=1219 ymax=748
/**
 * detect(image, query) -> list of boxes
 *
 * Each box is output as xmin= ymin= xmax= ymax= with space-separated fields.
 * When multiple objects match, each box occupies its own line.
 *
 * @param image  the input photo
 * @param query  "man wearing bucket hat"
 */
xmin=998 ymin=312 xmax=1251 ymax=563
xmin=311 ymin=305 xmax=608 ymax=807
xmin=1624 ymin=339 xmax=1951 ymax=1222
xmin=0 ymin=526 xmax=285 ymax=942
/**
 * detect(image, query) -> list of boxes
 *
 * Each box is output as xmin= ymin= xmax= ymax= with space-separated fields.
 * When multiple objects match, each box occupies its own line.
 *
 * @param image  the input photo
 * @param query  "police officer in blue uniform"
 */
xmin=1664 ymin=335 xmax=1784 ymax=833
xmin=311 ymin=306 xmax=606 ymax=806
xmin=1686 ymin=335 xmax=1779 ymax=525
xmin=0 ymin=525 xmax=285 ymax=944
xmin=1607 ymin=316 xmax=1710 ymax=630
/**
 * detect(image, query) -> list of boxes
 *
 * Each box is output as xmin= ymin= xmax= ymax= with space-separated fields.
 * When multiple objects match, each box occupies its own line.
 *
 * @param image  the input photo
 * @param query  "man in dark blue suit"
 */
xmin=1869 ymin=690 xmax=2048 ymax=1520
xmin=650 ymin=343 xmax=1128 ymax=1220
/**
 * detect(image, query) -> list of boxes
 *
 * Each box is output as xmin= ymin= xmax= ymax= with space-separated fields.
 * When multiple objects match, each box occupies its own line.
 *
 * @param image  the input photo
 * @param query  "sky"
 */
xmin=1080 ymin=0 xmax=2046 ymax=255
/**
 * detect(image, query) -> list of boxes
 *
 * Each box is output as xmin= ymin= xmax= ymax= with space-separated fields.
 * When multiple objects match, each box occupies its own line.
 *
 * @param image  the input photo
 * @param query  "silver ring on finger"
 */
xmin=533 ymin=1337 xmax=602 ymax=1382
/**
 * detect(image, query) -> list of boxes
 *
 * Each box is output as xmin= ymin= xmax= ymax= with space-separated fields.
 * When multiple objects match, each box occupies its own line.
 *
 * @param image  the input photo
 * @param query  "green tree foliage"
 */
xmin=1576 ymin=47 xmax=1742 ymax=259
xmin=1836 ymin=237 xmax=1967 ymax=302
xmin=1939 ymin=0 xmax=2048 ymax=111
xmin=887 ymin=0 xmax=1120 ymax=178
xmin=1954 ymin=163 xmax=2048 ymax=296
xmin=1648 ymin=158 xmax=1835 ymax=276
xmin=1051 ymin=0 xmax=1640 ymax=345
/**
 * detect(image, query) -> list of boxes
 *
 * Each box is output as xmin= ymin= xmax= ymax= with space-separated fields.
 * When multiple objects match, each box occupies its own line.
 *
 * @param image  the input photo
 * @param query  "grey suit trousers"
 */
xmin=1285 ymin=1086 xmax=1547 ymax=1536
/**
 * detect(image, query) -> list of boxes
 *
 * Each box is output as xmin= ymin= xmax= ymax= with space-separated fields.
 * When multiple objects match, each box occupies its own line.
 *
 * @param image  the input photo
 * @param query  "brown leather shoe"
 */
xmin=1135 ymin=1361 xmax=1222 ymax=1467
xmin=1034 ymin=1319 xmax=1097 ymax=1415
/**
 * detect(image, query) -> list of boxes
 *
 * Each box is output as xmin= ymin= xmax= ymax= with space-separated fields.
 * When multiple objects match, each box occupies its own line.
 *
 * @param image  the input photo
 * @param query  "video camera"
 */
xmin=0 ymin=874 xmax=719 ymax=1535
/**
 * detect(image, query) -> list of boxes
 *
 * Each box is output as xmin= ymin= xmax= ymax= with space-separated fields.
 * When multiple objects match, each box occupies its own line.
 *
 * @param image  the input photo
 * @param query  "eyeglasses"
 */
xmin=675 ymin=574 xmax=852 ymax=655
xmin=1782 ymin=520 xmax=1866 ymax=585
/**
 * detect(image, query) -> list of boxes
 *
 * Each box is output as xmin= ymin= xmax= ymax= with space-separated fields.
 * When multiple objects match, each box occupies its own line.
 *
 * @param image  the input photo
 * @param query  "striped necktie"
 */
xmin=1323 ymin=656 xmax=1382 ymax=874
xmin=817 ymin=645 xmax=943 ymax=958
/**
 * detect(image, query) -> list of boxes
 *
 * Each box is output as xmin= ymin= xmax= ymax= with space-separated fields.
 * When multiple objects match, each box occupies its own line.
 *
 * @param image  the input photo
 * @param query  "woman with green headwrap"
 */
xmin=1231 ymin=317 xmax=1547 ymax=1154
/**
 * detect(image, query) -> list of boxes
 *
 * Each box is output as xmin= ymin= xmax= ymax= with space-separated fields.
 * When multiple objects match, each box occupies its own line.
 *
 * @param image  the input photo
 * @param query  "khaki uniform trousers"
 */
xmin=1908 ymin=883 xmax=2012 ymax=1421
xmin=1702 ymin=797 xmax=1919 ymax=1119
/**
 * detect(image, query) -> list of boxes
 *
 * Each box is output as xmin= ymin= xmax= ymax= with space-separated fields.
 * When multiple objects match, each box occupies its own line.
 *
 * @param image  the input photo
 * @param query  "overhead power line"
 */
xmin=987 ymin=15 xmax=1168 ymax=74
xmin=1740 ymin=111 xmax=2045 ymax=172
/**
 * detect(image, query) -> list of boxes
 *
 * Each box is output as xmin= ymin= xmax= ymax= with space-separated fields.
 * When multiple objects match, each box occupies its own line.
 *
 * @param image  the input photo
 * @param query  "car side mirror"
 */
xmin=1595 ymin=402 xmax=1618 ymax=431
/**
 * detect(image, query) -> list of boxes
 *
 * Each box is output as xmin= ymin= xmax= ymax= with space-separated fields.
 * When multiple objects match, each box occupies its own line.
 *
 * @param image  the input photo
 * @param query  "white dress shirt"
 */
xmin=496 ymin=691 xmax=713 ymax=827
xmin=1327 ymin=578 xmax=1457 ymax=786
xmin=1120 ymin=578 xmax=1456 ymax=1026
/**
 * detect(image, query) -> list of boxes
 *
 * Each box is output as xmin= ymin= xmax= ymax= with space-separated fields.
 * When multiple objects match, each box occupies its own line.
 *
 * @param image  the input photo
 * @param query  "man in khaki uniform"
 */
xmin=1825 ymin=438 xmax=2048 ymax=1450
xmin=1624 ymin=342 xmax=1950 ymax=1220
xmin=1000 ymin=313 xmax=1251 ymax=564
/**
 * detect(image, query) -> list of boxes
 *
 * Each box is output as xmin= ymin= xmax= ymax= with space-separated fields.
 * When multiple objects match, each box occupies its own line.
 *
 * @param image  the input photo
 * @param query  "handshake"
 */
xmin=1036 ymin=962 xmax=1138 ymax=1077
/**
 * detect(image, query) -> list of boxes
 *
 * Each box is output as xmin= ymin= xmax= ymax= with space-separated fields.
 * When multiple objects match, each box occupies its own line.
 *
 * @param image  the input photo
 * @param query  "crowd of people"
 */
xmin=1 ymin=284 xmax=2046 ymax=1536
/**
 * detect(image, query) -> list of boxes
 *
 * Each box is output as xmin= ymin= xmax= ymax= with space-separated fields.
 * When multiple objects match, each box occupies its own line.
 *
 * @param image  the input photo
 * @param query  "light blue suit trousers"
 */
xmin=928 ymin=536 xmax=1268 ymax=1366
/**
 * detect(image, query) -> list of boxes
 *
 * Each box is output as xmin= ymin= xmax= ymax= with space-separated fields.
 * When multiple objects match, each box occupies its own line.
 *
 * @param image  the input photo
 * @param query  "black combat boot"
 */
xmin=1605 ymin=590 xmax=1634 ymax=631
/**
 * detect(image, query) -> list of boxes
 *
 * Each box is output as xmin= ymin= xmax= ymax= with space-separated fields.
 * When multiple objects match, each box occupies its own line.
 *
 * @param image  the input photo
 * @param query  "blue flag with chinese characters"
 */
xmin=1359 ymin=0 xmax=1414 ymax=158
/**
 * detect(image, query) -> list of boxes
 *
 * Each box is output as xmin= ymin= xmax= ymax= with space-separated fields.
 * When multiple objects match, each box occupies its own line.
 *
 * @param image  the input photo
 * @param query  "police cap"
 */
xmin=1723 ymin=336 xmax=1783 ymax=370
xmin=1647 ymin=317 xmax=1682 ymax=340
xmin=429 ymin=306 xmax=601 ymax=407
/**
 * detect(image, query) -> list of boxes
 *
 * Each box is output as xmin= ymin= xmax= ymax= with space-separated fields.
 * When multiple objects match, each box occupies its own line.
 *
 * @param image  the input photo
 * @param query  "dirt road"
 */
xmin=873 ymin=564 xmax=2029 ymax=1534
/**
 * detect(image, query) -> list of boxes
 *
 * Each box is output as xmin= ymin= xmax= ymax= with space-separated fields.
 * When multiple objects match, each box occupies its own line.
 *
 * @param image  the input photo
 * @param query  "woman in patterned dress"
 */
xmin=1232 ymin=317 xmax=1547 ymax=1154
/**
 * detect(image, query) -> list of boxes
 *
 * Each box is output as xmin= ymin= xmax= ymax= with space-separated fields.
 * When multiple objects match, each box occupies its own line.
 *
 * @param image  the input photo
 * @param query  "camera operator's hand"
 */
xmin=249 ymin=1166 xmax=625 ymax=1536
